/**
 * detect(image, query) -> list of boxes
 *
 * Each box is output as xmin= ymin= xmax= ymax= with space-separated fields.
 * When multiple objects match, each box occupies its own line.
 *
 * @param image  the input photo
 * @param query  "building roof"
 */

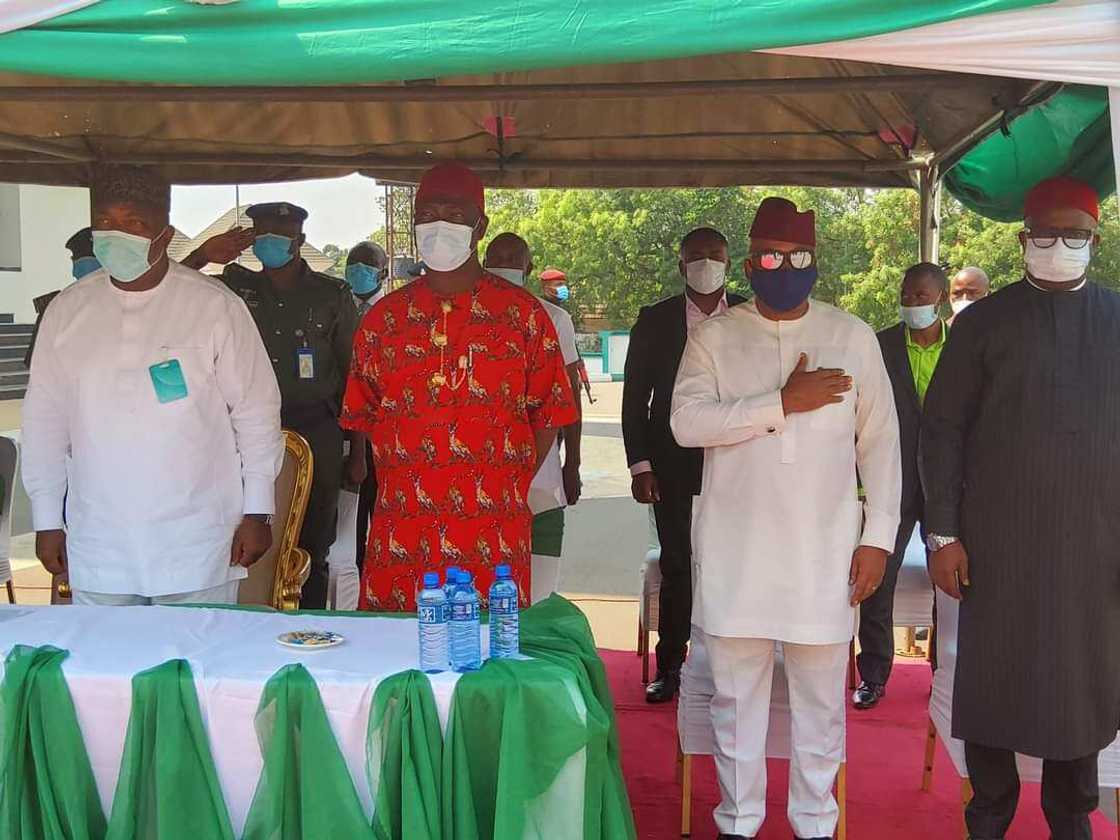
xmin=167 ymin=207 xmax=335 ymax=274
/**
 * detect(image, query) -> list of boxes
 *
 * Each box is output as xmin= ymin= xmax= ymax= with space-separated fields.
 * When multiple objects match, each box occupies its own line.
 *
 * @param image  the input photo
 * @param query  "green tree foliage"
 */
xmin=483 ymin=186 xmax=1120 ymax=331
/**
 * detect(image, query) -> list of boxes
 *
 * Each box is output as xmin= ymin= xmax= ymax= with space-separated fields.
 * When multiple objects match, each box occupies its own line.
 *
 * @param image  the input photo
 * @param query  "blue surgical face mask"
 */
xmin=751 ymin=266 xmax=817 ymax=312
xmin=92 ymin=229 xmax=165 ymax=284
xmin=900 ymin=303 xmax=939 ymax=330
xmin=253 ymin=233 xmax=296 ymax=269
xmin=552 ymin=284 xmax=570 ymax=302
xmin=71 ymin=256 xmax=101 ymax=281
xmin=345 ymin=263 xmax=382 ymax=296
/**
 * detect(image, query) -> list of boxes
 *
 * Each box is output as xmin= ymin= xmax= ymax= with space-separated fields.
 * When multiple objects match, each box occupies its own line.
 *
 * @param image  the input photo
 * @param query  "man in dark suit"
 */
xmin=854 ymin=261 xmax=948 ymax=709
xmin=623 ymin=226 xmax=745 ymax=703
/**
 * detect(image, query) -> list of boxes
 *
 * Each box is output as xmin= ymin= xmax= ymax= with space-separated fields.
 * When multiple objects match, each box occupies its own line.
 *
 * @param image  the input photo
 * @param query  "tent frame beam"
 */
xmin=0 ymin=73 xmax=992 ymax=103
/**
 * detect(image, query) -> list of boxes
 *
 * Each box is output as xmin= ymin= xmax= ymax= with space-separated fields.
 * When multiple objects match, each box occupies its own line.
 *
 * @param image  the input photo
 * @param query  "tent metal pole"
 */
xmin=0 ymin=74 xmax=986 ymax=103
xmin=919 ymin=164 xmax=942 ymax=264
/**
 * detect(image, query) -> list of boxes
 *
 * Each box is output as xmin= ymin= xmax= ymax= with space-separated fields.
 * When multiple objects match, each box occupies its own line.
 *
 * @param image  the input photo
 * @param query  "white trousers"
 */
xmin=530 ymin=553 xmax=561 ymax=604
xmin=705 ymin=633 xmax=848 ymax=838
xmin=72 ymin=579 xmax=240 ymax=606
xmin=326 ymin=489 xmax=361 ymax=611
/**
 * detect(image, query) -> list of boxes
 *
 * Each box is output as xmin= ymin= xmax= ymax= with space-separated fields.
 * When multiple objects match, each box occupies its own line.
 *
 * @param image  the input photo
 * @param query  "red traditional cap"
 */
xmin=1024 ymin=176 xmax=1099 ymax=223
xmin=749 ymin=196 xmax=816 ymax=248
xmin=415 ymin=162 xmax=485 ymax=214
xmin=539 ymin=268 xmax=567 ymax=283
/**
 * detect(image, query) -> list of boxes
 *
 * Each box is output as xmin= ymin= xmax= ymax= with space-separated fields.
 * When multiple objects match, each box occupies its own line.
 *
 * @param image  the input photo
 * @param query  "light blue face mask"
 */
xmin=253 ymin=233 xmax=296 ymax=269
xmin=345 ymin=263 xmax=382 ymax=295
xmin=900 ymin=303 xmax=939 ymax=331
xmin=71 ymin=256 xmax=101 ymax=281
xmin=553 ymin=284 xmax=570 ymax=302
xmin=92 ymin=229 xmax=163 ymax=284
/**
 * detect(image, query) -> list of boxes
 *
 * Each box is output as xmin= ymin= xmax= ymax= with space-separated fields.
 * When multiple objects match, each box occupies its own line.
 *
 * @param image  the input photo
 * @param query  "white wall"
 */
xmin=0 ymin=184 xmax=90 ymax=324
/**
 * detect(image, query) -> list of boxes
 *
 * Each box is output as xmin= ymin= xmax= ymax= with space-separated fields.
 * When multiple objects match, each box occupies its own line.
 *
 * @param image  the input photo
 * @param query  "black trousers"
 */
xmin=856 ymin=509 xmax=924 ymax=687
xmin=355 ymin=442 xmax=377 ymax=575
xmin=965 ymin=741 xmax=1097 ymax=839
xmin=651 ymin=487 xmax=693 ymax=674
xmin=289 ymin=415 xmax=344 ymax=611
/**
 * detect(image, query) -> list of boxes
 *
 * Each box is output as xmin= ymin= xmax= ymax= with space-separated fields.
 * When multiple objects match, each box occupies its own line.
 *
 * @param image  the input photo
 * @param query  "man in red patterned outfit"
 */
xmin=342 ymin=163 xmax=578 ymax=611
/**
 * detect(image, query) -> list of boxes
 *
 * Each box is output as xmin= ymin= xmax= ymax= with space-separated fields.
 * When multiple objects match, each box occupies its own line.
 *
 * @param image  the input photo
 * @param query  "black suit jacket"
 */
xmin=877 ymin=322 xmax=924 ymax=518
xmin=622 ymin=292 xmax=746 ymax=496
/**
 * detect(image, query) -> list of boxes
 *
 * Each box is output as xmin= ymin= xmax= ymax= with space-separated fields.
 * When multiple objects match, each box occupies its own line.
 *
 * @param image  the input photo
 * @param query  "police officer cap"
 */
xmin=246 ymin=202 xmax=308 ymax=224
xmin=65 ymin=227 xmax=93 ymax=254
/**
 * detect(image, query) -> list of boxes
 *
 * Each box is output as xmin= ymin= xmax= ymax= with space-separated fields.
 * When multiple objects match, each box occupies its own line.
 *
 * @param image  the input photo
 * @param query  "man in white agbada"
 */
xmin=22 ymin=164 xmax=284 ymax=606
xmin=671 ymin=197 xmax=901 ymax=840
xmin=484 ymin=232 xmax=583 ymax=603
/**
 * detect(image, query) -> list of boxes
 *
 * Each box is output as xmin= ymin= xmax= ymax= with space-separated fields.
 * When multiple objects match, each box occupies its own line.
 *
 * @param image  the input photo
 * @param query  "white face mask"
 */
xmin=1025 ymin=239 xmax=1091 ymax=284
xmin=950 ymin=298 xmax=974 ymax=316
xmin=900 ymin=303 xmax=939 ymax=331
xmin=684 ymin=258 xmax=727 ymax=295
xmin=488 ymin=267 xmax=525 ymax=286
xmin=415 ymin=220 xmax=477 ymax=272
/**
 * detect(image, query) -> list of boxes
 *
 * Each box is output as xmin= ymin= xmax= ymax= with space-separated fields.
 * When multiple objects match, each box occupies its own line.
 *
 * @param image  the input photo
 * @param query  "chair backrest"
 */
xmin=238 ymin=429 xmax=314 ymax=611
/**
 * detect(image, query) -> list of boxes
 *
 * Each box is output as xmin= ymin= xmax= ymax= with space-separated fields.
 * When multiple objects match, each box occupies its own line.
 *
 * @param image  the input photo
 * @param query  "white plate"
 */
xmin=276 ymin=630 xmax=345 ymax=650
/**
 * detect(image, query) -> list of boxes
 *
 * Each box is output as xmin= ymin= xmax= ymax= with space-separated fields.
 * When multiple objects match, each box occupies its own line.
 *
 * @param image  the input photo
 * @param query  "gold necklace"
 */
xmin=430 ymin=297 xmax=474 ymax=390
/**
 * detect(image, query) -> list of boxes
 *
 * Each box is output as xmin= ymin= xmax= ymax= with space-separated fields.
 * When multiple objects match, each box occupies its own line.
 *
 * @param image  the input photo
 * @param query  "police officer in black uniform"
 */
xmin=218 ymin=202 xmax=366 ymax=609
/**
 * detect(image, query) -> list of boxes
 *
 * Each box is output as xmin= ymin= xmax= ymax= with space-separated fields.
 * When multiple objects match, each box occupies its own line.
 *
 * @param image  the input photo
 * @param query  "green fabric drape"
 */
xmin=105 ymin=659 xmax=233 ymax=840
xmin=0 ymin=0 xmax=1051 ymax=85
xmin=242 ymin=663 xmax=374 ymax=840
xmin=945 ymin=85 xmax=1116 ymax=222
xmin=368 ymin=670 xmax=444 ymax=840
xmin=0 ymin=645 xmax=105 ymax=840
xmin=518 ymin=595 xmax=635 ymax=840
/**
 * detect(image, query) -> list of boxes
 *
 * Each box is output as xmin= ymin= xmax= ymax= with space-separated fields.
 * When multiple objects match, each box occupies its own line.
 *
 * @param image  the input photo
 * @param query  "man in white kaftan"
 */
xmin=670 ymin=197 xmax=901 ymax=840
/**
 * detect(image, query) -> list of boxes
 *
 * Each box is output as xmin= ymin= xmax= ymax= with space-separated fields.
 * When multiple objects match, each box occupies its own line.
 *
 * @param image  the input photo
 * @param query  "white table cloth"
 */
xmin=0 ymin=605 xmax=523 ymax=835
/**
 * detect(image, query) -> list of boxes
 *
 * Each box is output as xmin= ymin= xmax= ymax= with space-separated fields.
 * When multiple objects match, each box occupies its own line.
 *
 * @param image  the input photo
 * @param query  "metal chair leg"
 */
xmin=5 ymin=579 xmax=14 ymax=604
xmin=847 ymin=641 xmax=857 ymax=690
xmin=680 ymin=753 xmax=692 ymax=837
xmin=961 ymin=777 xmax=974 ymax=840
xmin=922 ymin=716 xmax=937 ymax=792
xmin=836 ymin=762 xmax=847 ymax=840
xmin=640 ymin=621 xmax=650 ymax=684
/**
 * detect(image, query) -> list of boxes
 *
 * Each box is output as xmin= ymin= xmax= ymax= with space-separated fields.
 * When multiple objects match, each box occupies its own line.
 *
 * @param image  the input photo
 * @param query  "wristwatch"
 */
xmin=246 ymin=513 xmax=274 ymax=526
xmin=926 ymin=533 xmax=959 ymax=553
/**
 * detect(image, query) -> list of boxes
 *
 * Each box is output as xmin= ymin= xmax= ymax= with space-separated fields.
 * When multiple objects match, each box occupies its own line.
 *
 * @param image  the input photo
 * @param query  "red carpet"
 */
xmin=604 ymin=650 xmax=1115 ymax=839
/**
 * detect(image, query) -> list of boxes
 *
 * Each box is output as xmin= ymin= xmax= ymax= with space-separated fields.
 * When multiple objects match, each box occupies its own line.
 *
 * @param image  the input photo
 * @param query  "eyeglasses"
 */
xmin=1024 ymin=229 xmax=1093 ymax=250
xmin=750 ymin=249 xmax=815 ymax=271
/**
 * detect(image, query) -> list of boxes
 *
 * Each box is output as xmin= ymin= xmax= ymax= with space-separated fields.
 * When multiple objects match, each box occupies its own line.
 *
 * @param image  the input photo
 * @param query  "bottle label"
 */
xmin=491 ymin=596 xmax=514 ymax=614
xmin=451 ymin=603 xmax=473 ymax=621
xmin=418 ymin=605 xmax=441 ymax=624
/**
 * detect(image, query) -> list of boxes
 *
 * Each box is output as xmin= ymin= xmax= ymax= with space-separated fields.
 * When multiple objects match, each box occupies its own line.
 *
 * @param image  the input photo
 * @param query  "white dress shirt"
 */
xmin=630 ymin=290 xmax=728 ymax=477
xmin=529 ymin=297 xmax=580 ymax=514
xmin=670 ymin=300 xmax=901 ymax=643
xmin=22 ymin=262 xmax=284 ymax=597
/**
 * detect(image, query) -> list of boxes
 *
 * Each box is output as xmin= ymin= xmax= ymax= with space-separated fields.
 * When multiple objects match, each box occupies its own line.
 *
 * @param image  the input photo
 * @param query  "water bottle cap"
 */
xmin=445 ymin=566 xmax=459 ymax=582
xmin=495 ymin=564 xmax=512 ymax=579
xmin=459 ymin=570 xmax=473 ymax=583
xmin=423 ymin=572 xmax=439 ymax=588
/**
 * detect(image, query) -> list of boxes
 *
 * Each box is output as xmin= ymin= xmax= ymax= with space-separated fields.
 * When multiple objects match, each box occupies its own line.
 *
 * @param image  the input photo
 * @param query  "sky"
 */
xmin=170 ymin=173 xmax=384 ymax=250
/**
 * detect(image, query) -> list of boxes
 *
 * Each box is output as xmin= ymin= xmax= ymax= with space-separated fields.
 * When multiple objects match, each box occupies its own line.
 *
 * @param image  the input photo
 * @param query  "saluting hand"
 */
xmin=198 ymin=227 xmax=256 ymax=266
xmin=849 ymin=545 xmax=888 ymax=606
xmin=929 ymin=542 xmax=970 ymax=600
xmin=781 ymin=353 xmax=852 ymax=415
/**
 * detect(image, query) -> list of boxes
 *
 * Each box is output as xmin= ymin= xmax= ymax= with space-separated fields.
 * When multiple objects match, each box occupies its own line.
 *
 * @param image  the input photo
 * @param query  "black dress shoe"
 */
xmin=645 ymin=669 xmax=680 ymax=703
xmin=852 ymin=680 xmax=886 ymax=710
xmin=716 ymin=834 xmax=752 ymax=839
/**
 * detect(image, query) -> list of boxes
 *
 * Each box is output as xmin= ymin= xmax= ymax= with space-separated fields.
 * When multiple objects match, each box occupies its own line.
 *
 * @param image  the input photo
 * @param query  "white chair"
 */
xmin=637 ymin=505 xmax=661 ymax=684
xmin=677 ymin=629 xmax=847 ymax=839
xmin=926 ymin=589 xmax=1120 ymax=838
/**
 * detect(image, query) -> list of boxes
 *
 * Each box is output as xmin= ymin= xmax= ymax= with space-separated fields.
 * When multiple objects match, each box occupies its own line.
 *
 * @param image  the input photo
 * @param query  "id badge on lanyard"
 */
xmin=295 ymin=327 xmax=315 ymax=380
xmin=149 ymin=356 xmax=189 ymax=403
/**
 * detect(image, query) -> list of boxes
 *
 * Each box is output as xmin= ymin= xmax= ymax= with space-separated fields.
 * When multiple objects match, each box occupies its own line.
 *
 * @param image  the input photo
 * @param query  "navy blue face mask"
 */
xmin=751 ymin=266 xmax=818 ymax=312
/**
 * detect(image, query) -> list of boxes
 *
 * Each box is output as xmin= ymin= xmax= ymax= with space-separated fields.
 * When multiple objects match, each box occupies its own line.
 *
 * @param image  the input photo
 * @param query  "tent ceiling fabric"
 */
xmin=0 ymin=53 xmax=1039 ymax=189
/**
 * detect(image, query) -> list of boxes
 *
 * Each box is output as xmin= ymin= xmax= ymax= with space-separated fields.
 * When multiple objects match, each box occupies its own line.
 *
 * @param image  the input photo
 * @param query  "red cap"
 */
xmin=539 ymin=268 xmax=567 ymax=283
xmin=415 ymin=162 xmax=485 ymax=214
xmin=1024 ymin=176 xmax=1099 ymax=223
xmin=749 ymin=197 xmax=816 ymax=248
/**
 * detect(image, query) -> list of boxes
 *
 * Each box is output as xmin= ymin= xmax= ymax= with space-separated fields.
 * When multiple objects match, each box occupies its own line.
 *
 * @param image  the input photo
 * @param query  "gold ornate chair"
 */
xmin=239 ymin=429 xmax=314 ymax=611
xmin=56 ymin=429 xmax=313 ymax=611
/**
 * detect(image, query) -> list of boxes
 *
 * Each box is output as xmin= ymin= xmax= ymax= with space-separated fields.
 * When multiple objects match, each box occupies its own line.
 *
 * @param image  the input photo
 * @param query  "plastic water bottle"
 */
xmin=488 ymin=564 xmax=520 ymax=659
xmin=443 ymin=567 xmax=460 ymax=606
xmin=449 ymin=570 xmax=482 ymax=672
xmin=417 ymin=572 xmax=448 ymax=673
